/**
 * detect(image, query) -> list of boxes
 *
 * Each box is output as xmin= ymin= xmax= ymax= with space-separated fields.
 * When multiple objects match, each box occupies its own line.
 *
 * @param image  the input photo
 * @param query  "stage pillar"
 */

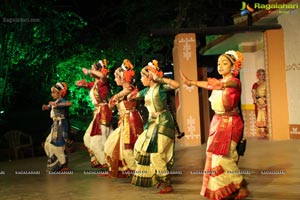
xmin=264 ymin=29 xmax=289 ymax=140
xmin=173 ymin=33 xmax=202 ymax=146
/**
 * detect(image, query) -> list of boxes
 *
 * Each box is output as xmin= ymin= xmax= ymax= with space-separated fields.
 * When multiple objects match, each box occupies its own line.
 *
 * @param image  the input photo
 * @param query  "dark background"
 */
xmin=0 ymin=0 xmax=269 ymax=159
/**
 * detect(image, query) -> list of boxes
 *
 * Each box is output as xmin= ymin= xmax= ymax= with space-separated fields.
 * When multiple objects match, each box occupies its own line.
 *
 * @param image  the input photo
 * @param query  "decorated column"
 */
xmin=173 ymin=33 xmax=201 ymax=146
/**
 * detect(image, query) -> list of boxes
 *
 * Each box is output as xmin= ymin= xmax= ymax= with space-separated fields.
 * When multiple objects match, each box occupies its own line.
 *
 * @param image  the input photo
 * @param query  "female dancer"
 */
xmin=104 ymin=59 xmax=143 ymax=178
xmin=129 ymin=60 xmax=179 ymax=194
xmin=76 ymin=59 xmax=112 ymax=169
xmin=42 ymin=82 xmax=72 ymax=172
xmin=181 ymin=50 xmax=249 ymax=200
xmin=252 ymin=69 xmax=268 ymax=139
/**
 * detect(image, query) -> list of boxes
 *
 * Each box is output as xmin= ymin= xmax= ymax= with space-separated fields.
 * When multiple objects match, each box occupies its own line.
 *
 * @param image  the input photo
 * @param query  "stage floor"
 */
xmin=0 ymin=139 xmax=299 ymax=200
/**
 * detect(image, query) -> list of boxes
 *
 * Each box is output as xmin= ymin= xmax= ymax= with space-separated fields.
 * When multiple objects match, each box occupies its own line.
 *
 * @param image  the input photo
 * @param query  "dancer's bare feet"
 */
xmin=235 ymin=188 xmax=249 ymax=200
xmin=159 ymin=185 xmax=174 ymax=194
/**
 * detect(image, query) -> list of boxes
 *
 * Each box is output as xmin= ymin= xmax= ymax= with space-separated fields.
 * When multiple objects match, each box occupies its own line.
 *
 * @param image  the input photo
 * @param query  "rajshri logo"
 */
xmin=240 ymin=1 xmax=299 ymax=16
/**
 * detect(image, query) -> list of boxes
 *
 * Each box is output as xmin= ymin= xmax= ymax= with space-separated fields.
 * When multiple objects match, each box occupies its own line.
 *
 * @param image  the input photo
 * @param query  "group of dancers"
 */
xmin=42 ymin=50 xmax=250 ymax=199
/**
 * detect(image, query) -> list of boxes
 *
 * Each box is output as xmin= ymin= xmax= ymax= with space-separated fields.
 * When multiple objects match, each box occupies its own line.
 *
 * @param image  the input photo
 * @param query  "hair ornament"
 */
xmin=116 ymin=59 xmax=135 ymax=83
xmin=55 ymin=82 xmax=64 ymax=90
xmin=99 ymin=60 xmax=104 ymax=67
xmin=53 ymin=82 xmax=68 ymax=97
xmin=223 ymin=50 xmax=244 ymax=76
xmin=97 ymin=58 xmax=107 ymax=67
xmin=94 ymin=59 xmax=109 ymax=76
xmin=147 ymin=59 xmax=163 ymax=77
xmin=121 ymin=59 xmax=134 ymax=71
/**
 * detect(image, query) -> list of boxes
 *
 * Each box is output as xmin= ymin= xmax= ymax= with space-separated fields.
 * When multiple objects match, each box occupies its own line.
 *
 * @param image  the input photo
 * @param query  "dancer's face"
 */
xmin=114 ymin=74 xmax=123 ymax=86
xmin=51 ymin=88 xmax=60 ymax=100
xmin=141 ymin=74 xmax=150 ymax=86
xmin=217 ymin=55 xmax=234 ymax=76
xmin=257 ymin=72 xmax=265 ymax=81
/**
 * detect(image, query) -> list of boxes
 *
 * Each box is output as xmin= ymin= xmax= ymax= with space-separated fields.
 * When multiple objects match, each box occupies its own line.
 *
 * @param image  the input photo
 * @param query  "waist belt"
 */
xmin=95 ymin=102 xmax=108 ymax=106
xmin=52 ymin=116 xmax=65 ymax=121
xmin=150 ymin=110 xmax=167 ymax=118
xmin=118 ymin=109 xmax=136 ymax=116
xmin=215 ymin=111 xmax=239 ymax=116
xmin=256 ymin=96 xmax=266 ymax=99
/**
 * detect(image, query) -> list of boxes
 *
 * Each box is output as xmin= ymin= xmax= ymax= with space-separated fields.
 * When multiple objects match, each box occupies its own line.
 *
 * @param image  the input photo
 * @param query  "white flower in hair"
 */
xmin=225 ymin=50 xmax=238 ymax=60
xmin=148 ymin=62 xmax=155 ymax=68
xmin=121 ymin=63 xmax=127 ymax=71
xmin=56 ymin=82 xmax=64 ymax=89
xmin=99 ymin=60 xmax=104 ymax=67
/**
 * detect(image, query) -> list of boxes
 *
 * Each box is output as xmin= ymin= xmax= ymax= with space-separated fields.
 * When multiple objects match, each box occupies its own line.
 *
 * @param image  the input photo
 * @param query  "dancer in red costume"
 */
xmin=181 ymin=50 xmax=249 ymax=200
xmin=76 ymin=59 xmax=112 ymax=169
xmin=104 ymin=59 xmax=143 ymax=178
xmin=252 ymin=69 xmax=268 ymax=139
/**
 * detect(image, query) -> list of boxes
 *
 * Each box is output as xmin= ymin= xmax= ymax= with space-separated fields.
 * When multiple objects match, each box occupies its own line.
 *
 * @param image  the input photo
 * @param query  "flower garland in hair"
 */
xmin=121 ymin=59 xmax=135 ymax=83
xmin=60 ymin=82 xmax=68 ymax=97
xmin=225 ymin=50 xmax=244 ymax=76
xmin=99 ymin=59 xmax=109 ymax=76
xmin=147 ymin=59 xmax=164 ymax=77
xmin=53 ymin=82 xmax=68 ymax=97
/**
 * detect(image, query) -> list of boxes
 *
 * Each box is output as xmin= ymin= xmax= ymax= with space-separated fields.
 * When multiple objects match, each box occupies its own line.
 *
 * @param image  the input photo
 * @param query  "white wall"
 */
xmin=278 ymin=10 xmax=300 ymax=125
xmin=240 ymin=49 xmax=265 ymax=105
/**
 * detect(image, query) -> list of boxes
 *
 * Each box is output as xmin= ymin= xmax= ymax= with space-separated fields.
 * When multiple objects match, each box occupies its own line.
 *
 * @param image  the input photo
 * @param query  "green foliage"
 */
xmin=0 ymin=78 xmax=15 ymax=106
xmin=55 ymin=51 xmax=97 ymax=117
xmin=1 ymin=0 xmax=210 ymax=132
xmin=54 ymin=47 xmax=128 ymax=120
xmin=0 ymin=1 xmax=88 ymax=109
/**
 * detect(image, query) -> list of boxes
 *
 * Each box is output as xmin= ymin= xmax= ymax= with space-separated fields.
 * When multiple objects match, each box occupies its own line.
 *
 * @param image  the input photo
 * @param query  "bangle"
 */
xmin=87 ymin=69 xmax=90 ymax=75
xmin=114 ymin=94 xmax=119 ymax=101
xmin=156 ymin=77 xmax=164 ymax=84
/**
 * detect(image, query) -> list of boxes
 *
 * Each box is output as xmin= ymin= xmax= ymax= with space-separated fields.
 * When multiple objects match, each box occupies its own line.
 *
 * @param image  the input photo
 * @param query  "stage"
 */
xmin=0 ymin=139 xmax=299 ymax=200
